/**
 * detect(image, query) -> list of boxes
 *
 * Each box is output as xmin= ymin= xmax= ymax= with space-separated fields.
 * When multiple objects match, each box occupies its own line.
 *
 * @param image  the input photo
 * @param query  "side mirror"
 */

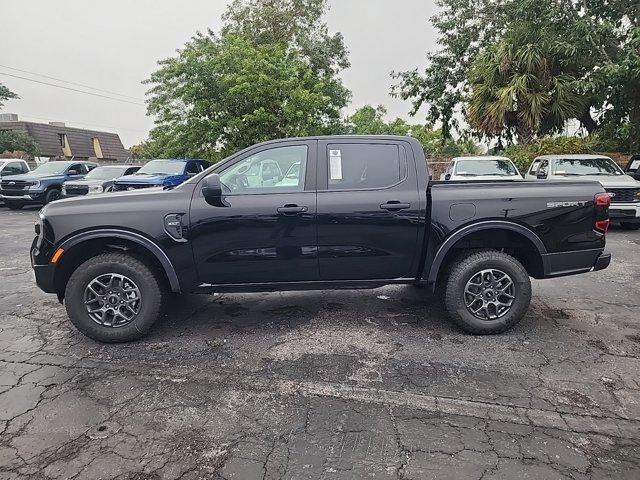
xmin=444 ymin=173 xmax=451 ymax=181
xmin=68 ymin=169 xmax=79 ymax=175
xmin=202 ymin=174 xmax=228 ymax=207
xmin=536 ymin=171 xmax=547 ymax=179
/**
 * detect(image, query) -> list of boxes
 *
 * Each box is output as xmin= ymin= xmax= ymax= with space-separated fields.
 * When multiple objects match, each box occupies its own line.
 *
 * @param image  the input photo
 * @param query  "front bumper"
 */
xmin=542 ymin=249 xmax=611 ymax=278
xmin=31 ymin=241 xmax=57 ymax=293
xmin=609 ymin=202 xmax=640 ymax=223
xmin=0 ymin=191 xmax=46 ymax=203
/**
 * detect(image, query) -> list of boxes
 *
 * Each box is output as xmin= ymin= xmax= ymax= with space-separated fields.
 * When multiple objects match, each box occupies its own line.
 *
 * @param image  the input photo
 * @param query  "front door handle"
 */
xmin=380 ymin=201 xmax=411 ymax=211
xmin=277 ymin=204 xmax=308 ymax=215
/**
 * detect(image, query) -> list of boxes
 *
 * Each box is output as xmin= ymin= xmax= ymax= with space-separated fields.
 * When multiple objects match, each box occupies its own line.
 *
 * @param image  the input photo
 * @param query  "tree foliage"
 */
xmin=467 ymin=28 xmax=584 ymax=145
xmin=144 ymin=0 xmax=350 ymax=160
xmin=0 ymin=130 xmax=39 ymax=157
xmin=346 ymin=105 xmax=482 ymax=157
xmin=0 ymin=83 xmax=18 ymax=109
xmin=394 ymin=0 xmax=640 ymax=152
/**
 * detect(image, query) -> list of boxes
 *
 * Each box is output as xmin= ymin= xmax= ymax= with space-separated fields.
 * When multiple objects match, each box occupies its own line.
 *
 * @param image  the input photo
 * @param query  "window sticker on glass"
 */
xmin=630 ymin=160 xmax=640 ymax=170
xmin=329 ymin=149 xmax=342 ymax=180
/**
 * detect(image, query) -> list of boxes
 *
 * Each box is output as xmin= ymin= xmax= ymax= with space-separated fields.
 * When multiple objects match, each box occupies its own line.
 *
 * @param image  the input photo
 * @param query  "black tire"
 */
xmin=443 ymin=250 xmax=531 ymax=335
xmin=44 ymin=188 xmax=62 ymax=204
xmin=4 ymin=201 xmax=24 ymax=210
xmin=64 ymin=253 xmax=164 ymax=342
xmin=620 ymin=222 xmax=640 ymax=231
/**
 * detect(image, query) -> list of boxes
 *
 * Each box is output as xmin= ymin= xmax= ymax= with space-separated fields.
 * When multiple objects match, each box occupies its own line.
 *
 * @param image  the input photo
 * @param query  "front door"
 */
xmin=189 ymin=141 xmax=318 ymax=285
xmin=316 ymin=139 xmax=422 ymax=280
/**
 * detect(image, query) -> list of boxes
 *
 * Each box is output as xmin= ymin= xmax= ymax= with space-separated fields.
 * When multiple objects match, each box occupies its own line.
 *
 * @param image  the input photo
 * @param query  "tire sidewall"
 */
xmin=65 ymin=255 xmax=162 ymax=342
xmin=446 ymin=253 xmax=531 ymax=334
xmin=45 ymin=188 xmax=61 ymax=204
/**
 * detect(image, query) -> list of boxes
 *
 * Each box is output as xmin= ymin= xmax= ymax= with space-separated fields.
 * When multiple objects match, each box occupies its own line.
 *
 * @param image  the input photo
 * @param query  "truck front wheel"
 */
xmin=444 ymin=250 xmax=531 ymax=335
xmin=64 ymin=253 xmax=164 ymax=342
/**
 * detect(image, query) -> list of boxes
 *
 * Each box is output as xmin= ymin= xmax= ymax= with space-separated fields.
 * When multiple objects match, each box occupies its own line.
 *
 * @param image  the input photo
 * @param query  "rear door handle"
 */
xmin=277 ymin=204 xmax=308 ymax=215
xmin=380 ymin=201 xmax=411 ymax=211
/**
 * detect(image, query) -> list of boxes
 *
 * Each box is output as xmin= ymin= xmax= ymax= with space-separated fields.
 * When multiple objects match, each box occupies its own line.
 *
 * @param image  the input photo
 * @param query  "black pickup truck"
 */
xmin=31 ymin=136 xmax=612 ymax=342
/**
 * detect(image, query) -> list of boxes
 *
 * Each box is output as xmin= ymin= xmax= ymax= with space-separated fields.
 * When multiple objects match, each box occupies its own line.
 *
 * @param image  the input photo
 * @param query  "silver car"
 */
xmin=526 ymin=154 xmax=640 ymax=230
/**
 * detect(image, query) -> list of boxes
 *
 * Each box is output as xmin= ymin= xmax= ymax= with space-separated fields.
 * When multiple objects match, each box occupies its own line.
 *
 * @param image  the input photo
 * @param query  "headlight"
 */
xmin=29 ymin=180 xmax=41 ymax=189
xmin=88 ymin=185 xmax=104 ymax=194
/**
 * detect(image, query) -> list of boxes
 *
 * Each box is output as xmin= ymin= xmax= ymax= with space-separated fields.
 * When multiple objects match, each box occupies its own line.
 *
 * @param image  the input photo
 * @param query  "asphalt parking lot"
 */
xmin=0 ymin=206 xmax=639 ymax=480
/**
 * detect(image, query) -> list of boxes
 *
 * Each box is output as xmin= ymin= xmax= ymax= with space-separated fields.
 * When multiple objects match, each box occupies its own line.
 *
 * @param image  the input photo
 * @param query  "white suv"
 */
xmin=526 ymin=154 xmax=640 ymax=230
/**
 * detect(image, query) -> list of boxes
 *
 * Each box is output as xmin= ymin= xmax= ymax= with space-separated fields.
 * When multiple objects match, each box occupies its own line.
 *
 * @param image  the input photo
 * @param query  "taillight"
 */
xmin=594 ymin=192 xmax=611 ymax=234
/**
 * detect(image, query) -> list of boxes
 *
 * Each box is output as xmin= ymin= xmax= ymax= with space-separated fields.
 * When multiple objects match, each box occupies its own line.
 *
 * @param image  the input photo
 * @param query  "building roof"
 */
xmin=0 ymin=119 xmax=129 ymax=161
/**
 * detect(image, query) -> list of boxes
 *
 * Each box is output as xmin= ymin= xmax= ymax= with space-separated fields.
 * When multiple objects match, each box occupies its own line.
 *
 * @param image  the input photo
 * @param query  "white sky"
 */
xmin=1 ymin=0 xmax=437 ymax=147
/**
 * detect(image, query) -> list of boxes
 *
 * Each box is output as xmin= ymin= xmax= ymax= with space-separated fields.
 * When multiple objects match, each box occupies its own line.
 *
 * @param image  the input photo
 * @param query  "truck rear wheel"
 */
xmin=444 ymin=250 xmax=531 ymax=335
xmin=64 ymin=253 xmax=164 ymax=342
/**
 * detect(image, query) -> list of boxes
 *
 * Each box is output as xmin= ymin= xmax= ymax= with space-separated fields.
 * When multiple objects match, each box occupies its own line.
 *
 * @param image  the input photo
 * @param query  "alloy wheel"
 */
xmin=463 ymin=269 xmax=515 ymax=320
xmin=83 ymin=273 xmax=141 ymax=328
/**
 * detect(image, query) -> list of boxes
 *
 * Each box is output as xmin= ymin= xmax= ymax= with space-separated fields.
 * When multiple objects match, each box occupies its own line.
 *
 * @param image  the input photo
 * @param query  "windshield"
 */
xmin=455 ymin=159 xmax=519 ymax=176
xmin=137 ymin=160 xmax=185 ymax=176
xmin=32 ymin=162 xmax=71 ymax=175
xmin=85 ymin=166 xmax=128 ymax=180
xmin=552 ymin=158 xmax=623 ymax=176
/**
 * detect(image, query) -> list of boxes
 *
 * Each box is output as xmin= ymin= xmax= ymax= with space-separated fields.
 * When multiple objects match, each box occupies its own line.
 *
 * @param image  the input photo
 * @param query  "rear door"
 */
xmin=316 ymin=139 xmax=421 ymax=280
xmin=190 ymin=140 xmax=318 ymax=284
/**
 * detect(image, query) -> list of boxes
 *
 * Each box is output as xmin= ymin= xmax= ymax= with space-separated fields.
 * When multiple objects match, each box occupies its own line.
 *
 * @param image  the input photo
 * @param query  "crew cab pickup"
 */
xmin=1 ymin=160 xmax=97 ymax=209
xmin=31 ymin=136 xmax=612 ymax=342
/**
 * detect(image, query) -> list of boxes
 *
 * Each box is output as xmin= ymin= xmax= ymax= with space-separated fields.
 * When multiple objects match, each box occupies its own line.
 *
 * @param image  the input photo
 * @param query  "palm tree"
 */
xmin=467 ymin=33 xmax=584 ymax=145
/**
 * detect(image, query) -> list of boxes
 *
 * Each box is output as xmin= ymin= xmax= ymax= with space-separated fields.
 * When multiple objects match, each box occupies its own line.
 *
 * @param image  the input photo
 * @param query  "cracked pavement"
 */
xmin=1 ymin=207 xmax=639 ymax=479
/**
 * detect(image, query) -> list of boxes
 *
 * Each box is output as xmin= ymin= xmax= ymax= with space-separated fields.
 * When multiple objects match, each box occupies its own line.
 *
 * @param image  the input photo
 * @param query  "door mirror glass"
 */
xmin=444 ymin=173 xmax=451 ymax=181
xmin=536 ymin=171 xmax=547 ymax=179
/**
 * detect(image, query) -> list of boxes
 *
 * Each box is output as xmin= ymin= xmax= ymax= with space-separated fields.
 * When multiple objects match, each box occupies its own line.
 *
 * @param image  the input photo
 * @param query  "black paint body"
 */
xmin=31 ymin=136 xmax=610 ymax=298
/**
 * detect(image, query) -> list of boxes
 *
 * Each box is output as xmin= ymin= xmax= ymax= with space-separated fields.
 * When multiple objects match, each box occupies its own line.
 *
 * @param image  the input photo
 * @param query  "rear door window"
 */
xmin=326 ymin=143 xmax=404 ymax=190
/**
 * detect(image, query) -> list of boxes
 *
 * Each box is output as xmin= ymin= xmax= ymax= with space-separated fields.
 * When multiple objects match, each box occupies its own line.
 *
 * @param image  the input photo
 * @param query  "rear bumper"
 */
xmin=542 ymin=249 xmax=611 ymax=278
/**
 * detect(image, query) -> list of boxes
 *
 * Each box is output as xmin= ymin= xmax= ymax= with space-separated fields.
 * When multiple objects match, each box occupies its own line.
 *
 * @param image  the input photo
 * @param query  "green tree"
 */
xmin=0 ymin=130 xmax=39 ymax=157
xmin=467 ymin=29 xmax=583 ymax=145
xmin=346 ymin=105 xmax=410 ymax=136
xmin=222 ymin=0 xmax=349 ymax=75
xmin=392 ymin=0 xmax=606 ymax=140
xmin=345 ymin=105 xmax=481 ymax=157
xmin=144 ymin=0 xmax=350 ymax=160
xmin=0 ymin=83 xmax=18 ymax=109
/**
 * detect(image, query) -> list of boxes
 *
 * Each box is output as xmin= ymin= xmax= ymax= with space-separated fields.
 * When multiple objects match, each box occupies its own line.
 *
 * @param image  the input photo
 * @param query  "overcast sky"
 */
xmin=1 ymin=0 xmax=438 ymax=147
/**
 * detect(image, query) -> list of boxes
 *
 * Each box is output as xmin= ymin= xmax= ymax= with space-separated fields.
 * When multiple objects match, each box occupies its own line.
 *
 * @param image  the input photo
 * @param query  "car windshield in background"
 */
xmin=32 ymin=162 xmax=71 ymax=175
xmin=455 ymin=160 xmax=518 ymax=176
xmin=85 ymin=166 xmax=128 ymax=180
xmin=136 ymin=160 xmax=185 ymax=176
xmin=552 ymin=158 xmax=623 ymax=176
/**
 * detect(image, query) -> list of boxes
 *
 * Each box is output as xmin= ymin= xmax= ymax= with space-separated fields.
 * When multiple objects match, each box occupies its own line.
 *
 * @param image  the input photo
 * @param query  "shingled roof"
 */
xmin=0 ymin=120 xmax=129 ymax=162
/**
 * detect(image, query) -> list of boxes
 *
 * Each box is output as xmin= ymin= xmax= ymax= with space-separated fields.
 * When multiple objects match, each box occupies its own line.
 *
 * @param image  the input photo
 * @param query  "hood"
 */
xmin=113 ymin=173 xmax=182 ymax=185
xmin=2 ymin=172 xmax=65 ymax=182
xmin=63 ymin=179 xmax=106 ymax=187
xmin=552 ymin=173 xmax=640 ymax=188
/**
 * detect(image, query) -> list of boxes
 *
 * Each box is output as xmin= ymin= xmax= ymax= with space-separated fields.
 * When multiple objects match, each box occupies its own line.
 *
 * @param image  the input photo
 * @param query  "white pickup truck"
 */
xmin=526 ymin=154 xmax=640 ymax=230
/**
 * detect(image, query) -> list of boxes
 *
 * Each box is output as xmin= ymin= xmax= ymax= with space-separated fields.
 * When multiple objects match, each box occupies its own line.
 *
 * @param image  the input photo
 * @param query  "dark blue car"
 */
xmin=112 ymin=159 xmax=209 ymax=192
